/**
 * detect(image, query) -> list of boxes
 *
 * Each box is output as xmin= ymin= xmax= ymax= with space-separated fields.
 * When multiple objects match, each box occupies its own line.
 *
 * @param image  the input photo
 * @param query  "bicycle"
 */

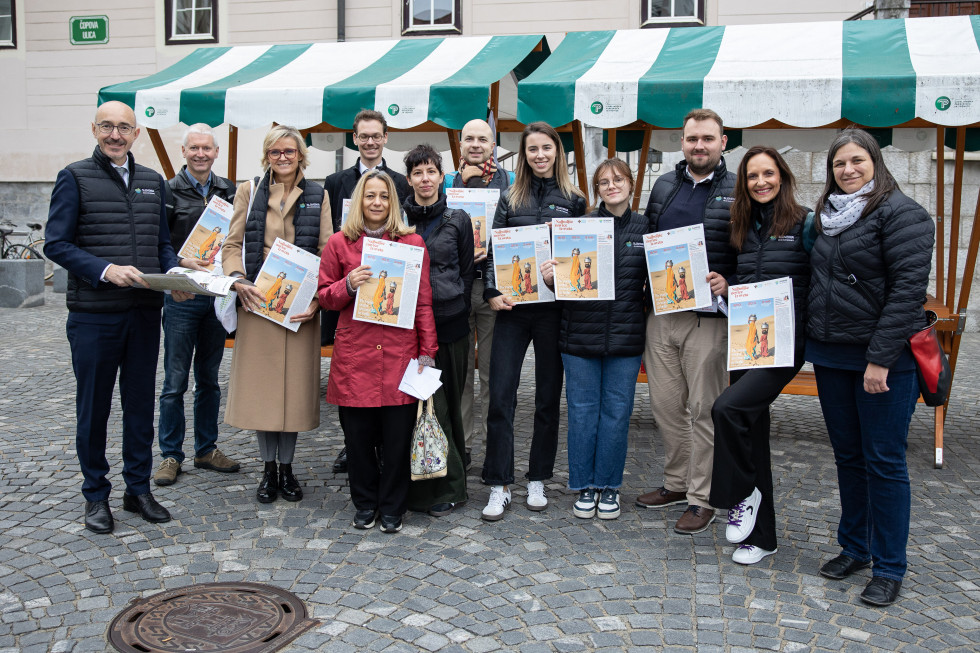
xmin=1 ymin=219 xmax=54 ymax=280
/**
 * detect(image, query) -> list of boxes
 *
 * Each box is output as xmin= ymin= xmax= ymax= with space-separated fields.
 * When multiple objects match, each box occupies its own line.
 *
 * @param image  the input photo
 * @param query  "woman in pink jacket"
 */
xmin=318 ymin=171 xmax=438 ymax=534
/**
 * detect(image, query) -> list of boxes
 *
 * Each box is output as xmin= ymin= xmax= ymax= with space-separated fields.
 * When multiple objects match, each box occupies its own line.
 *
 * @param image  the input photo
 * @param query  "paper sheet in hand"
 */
xmin=252 ymin=238 xmax=320 ymax=332
xmin=446 ymin=188 xmax=500 ymax=259
xmin=644 ymin=224 xmax=714 ymax=315
xmin=490 ymin=224 xmax=555 ymax=304
xmin=353 ymin=238 xmax=426 ymax=329
xmin=176 ymin=195 xmax=233 ymax=273
xmin=398 ymin=359 xmax=443 ymax=400
xmin=727 ymin=277 xmax=795 ymax=371
xmin=551 ymin=218 xmax=615 ymax=301
xmin=140 ymin=267 xmax=244 ymax=296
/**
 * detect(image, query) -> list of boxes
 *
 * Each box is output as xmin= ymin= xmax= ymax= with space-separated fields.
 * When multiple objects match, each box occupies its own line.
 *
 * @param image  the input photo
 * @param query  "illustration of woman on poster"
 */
xmin=664 ymin=260 xmax=678 ymax=303
xmin=511 ymin=255 xmax=523 ymax=297
xmin=523 ymin=262 xmax=533 ymax=295
xmin=273 ymin=284 xmax=292 ymax=314
xmin=198 ymin=226 xmax=222 ymax=263
xmin=385 ymin=280 xmax=397 ymax=315
xmin=759 ymin=322 xmax=770 ymax=357
xmin=583 ymin=257 xmax=592 ymax=290
xmin=744 ymin=314 xmax=759 ymax=360
xmin=372 ymin=270 xmax=388 ymax=314
xmin=474 ymin=220 xmax=482 ymax=249
xmin=677 ymin=266 xmax=690 ymax=301
xmin=264 ymin=271 xmax=287 ymax=310
xmin=569 ymin=247 xmax=582 ymax=292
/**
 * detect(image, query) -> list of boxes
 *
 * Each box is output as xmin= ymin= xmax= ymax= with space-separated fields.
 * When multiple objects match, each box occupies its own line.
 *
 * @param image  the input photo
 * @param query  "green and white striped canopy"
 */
xmin=518 ymin=16 xmax=980 ymax=129
xmin=98 ymin=35 xmax=544 ymax=130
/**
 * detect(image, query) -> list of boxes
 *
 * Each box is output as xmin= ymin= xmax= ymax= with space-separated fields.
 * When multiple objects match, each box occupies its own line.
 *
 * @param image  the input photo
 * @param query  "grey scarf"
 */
xmin=820 ymin=180 xmax=874 ymax=236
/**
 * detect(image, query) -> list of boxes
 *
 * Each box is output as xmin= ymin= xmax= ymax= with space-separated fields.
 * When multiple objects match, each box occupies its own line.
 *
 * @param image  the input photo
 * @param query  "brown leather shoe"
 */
xmin=674 ymin=505 xmax=716 ymax=534
xmin=635 ymin=486 xmax=687 ymax=509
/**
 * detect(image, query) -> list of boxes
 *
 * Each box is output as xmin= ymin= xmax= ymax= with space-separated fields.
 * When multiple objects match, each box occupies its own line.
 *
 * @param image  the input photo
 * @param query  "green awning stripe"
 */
xmin=177 ymin=44 xmax=312 ymax=127
xmin=98 ymin=46 xmax=231 ymax=109
xmin=638 ymin=26 xmax=725 ymax=128
xmin=841 ymin=19 xmax=916 ymax=127
xmin=517 ymin=31 xmax=617 ymax=127
xmin=322 ymin=39 xmax=444 ymax=129
xmin=429 ymin=35 xmax=544 ymax=129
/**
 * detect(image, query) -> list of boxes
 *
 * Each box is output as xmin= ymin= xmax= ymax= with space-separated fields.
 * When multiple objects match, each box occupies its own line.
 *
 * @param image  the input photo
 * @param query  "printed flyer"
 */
xmin=727 ymin=277 xmax=795 ymax=371
xmin=353 ymin=237 xmax=425 ymax=330
xmin=643 ymin=224 xmax=713 ymax=315
xmin=551 ymin=217 xmax=615 ymax=301
xmin=490 ymin=224 xmax=555 ymax=304
xmin=252 ymin=238 xmax=320 ymax=333
xmin=446 ymin=187 xmax=500 ymax=258
xmin=176 ymin=195 xmax=233 ymax=272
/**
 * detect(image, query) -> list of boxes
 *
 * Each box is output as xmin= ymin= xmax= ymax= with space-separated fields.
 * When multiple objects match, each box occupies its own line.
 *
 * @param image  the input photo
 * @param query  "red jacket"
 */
xmin=317 ymin=231 xmax=438 ymax=407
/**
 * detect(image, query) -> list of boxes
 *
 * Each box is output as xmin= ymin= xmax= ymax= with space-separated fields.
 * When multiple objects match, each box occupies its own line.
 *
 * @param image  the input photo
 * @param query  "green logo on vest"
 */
xmin=299 ymin=204 xmax=305 ymax=209
xmin=387 ymin=104 xmax=400 ymax=116
xmin=134 ymin=188 xmax=142 ymax=194
xmin=145 ymin=107 xmax=155 ymax=117
xmin=936 ymin=97 xmax=951 ymax=111
xmin=590 ymin=101 xmax=603 ymax=115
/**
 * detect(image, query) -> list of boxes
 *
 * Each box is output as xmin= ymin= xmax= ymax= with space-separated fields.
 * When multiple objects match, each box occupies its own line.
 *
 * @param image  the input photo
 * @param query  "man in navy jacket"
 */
xmin=45 ymin=101 xmax=198 ymax=534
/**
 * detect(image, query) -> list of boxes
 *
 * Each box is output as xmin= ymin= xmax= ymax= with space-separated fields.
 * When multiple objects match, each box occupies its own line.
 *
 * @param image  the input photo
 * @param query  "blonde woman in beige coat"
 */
xmin=222 ymin=125 xmax=332 ymax=504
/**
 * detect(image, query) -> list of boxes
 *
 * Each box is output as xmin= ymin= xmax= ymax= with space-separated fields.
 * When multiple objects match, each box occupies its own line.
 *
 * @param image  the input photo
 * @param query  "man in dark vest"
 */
xmin=322 ymin=109 xmax=411 ymax=473
xmin=444 ymin=119 xmax=514 ymax=467
xmin=634 ymin=108 xmax=737 ymax=536
xmin=45 ymin=101 xmax=200 ymax=534
xmin=154 ymin=123 xmax=239 ymax=488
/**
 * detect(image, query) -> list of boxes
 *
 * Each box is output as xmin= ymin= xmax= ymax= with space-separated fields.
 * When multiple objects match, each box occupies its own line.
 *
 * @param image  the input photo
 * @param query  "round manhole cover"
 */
xmin=108 ymin=582 xmax=319 ymax=653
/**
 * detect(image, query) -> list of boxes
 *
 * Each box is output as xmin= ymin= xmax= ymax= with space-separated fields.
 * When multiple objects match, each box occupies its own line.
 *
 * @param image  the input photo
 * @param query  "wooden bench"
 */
xmin=227 ymin=294 xmax=956 ymax=468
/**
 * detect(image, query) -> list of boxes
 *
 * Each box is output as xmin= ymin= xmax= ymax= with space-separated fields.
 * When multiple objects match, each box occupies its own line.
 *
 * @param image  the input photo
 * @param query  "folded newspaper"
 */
xmin=490 ymin=223 xmax=555 ymax=304
xmin=551 ymin=217 xmax=615 ymax=301
xmin=353 ymin=237 xmax=425 ymax=330
xmin=727 ymin=276 xmax=795 ymax=371
xmin=140 ymin=268 xmax=244 ymax=297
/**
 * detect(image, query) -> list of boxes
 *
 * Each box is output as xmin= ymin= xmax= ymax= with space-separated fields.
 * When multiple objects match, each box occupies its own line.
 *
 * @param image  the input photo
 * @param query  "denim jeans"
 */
xmin=158 ymin=294 xmax=226 ymax=463
xmin=482 ymin=305 xmax=563 ymax=486
xmin=814 ymin=364 xmax=919 ymax=581
xmin=562 ymin=353 xmax=642 ymax=491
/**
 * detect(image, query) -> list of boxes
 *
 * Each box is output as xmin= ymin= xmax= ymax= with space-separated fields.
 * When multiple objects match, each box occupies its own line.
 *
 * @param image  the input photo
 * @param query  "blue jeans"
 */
xmin=158 ymin=294 xmax=226 ymax=463
xmin=814 ymin=364 xmax=919 ymax=581
xmin=562 ymin=353 xmax=642 ymax=491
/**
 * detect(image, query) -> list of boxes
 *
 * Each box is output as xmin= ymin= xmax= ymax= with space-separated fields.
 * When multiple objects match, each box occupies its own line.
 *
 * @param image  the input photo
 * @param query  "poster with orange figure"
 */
xmin=551 ymin=217 xmax=614 ymax=301
xmin=353 ymin=237 xmax=425 ymax=330
xmin=253 ymin=238 xmax=320 ymax=332
xmin=727 ymin=277 xmax=795 ymax=371
xmin=446 ymin=187 xmax=500 ymax=259
xmin=176 ymin=195 xmax=233 ymax=272
xmin=643 ymin=224 xmax=713 ymax=315
xmin=490 ymin=224 xmax=555 ymax=304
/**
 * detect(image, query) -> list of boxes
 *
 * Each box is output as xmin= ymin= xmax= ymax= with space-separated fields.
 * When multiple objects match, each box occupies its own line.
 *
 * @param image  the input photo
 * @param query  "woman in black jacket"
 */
xmin=540 ymin=158 xmax=647 ymax=520
xmin=401 ymin=144 xmax=474 ymax=517
xmin=807 ymin=128 xmax=934 ymax=607
xmin=481 ymin=122 xmax=587 ymax=521
xmin=705 ymin=146 xmax=815 ymax=565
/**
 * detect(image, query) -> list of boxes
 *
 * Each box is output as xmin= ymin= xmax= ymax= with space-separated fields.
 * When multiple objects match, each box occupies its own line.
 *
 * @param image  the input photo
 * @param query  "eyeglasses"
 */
xmin=355 ymin=134 xmax=385 ymax=143
xmin=97 ymin=122 xmax=135 ymax=136
xmin=268 ymin=149 xmax=298 ymax=159
xmin=598 ymin=176 xmax=629 ymax=189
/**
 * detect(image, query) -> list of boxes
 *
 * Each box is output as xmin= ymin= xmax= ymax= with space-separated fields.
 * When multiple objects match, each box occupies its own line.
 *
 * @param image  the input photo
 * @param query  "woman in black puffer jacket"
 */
xmin=480 ymin=122 xmax=587 ymax=521
xmin=807 ymin=128 xmax=934 ymax=608
xmin=540 ymin=158 xmax=647 ymax=521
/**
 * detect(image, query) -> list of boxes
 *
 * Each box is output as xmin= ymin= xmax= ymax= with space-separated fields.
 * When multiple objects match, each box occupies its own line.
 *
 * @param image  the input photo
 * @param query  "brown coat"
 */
xmin=222 ymin=171 xmax=332 ymax=432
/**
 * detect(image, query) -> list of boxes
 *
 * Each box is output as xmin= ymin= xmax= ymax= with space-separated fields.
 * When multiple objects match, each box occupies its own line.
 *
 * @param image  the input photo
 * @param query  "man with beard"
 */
xmin=634 ymin=109 xmax=737 ymax=536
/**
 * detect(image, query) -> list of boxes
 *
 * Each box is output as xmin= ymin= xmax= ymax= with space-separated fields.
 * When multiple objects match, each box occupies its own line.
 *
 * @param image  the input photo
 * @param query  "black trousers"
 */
xmin=340 ymin=403 xmax=417 ymax=517
xmin=709 ymin=353 xmax=803 ymax=551
xmin=482 ymin=305 xmax=563 ymax=486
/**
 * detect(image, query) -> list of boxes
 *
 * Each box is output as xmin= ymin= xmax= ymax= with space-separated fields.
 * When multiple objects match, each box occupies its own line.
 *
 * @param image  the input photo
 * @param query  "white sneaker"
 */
xmin=732 ymin=544 xmax=776 ymax=565
xmin=596 ymin=489 xmax=621 ymax=520
xmin=482 ymin=486 xmax=511 ymax=521
xmin=726 ymin=487 xmax=762 ymax=543
xmin=526 ymin=481 xmax=548 ymax=511
xmin=573 ymin=489 xmax=597 ymax=519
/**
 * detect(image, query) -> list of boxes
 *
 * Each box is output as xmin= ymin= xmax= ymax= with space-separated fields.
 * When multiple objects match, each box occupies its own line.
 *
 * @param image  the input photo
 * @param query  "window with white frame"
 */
xmin=402 ymin=0 xmax=461 ymax=35
xmin=166 ymin=0 xmax=218 ymax=45
xmin=0 ymin=0 xmax=15 ymax=49
xmin=642 ymin=0 xmax=705 ymax=27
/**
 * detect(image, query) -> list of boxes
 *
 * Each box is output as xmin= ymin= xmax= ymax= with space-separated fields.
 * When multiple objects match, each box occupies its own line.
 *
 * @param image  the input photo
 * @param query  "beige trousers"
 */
xmin=643 ymin=310 xmax=728 ymax=508
xmin=461 ymin=278 xmax=496 ymax=449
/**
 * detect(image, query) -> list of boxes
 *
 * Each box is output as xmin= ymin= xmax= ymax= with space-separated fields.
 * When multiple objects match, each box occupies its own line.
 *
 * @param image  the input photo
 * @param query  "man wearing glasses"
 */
xmin=322 ymin=109 xmax=411 ymax=473
xmin=45 ymin=101 xmax=201 ymax=534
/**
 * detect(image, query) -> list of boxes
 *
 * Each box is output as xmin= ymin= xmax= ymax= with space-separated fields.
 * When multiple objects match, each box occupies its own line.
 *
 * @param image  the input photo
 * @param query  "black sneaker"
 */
xmin=353 ymin=509 xmax=376 ymax=530
xmin=380 ymin=514 xmax=403 ymax=533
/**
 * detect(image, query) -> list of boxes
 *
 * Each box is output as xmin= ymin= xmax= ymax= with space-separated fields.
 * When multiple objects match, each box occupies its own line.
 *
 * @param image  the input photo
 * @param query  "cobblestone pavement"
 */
xmin=1 ymin=288 xmax=978 ymax=653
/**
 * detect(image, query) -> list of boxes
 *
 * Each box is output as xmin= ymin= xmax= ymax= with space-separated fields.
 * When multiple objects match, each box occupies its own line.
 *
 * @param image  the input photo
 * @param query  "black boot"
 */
xmin=279 ymin=463 xmax=303 ymax=502
xmin=257 ymin=462 xmax=278 ymax=503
